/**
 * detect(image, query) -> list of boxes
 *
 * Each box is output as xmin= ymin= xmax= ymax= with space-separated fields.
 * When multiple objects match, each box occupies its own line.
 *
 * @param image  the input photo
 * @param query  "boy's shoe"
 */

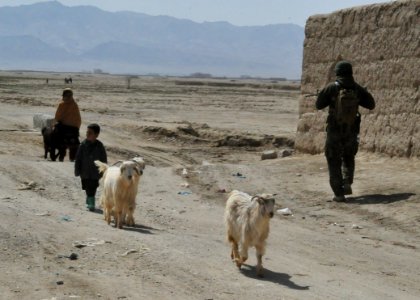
xmin=343 ymin=183 xmax=353 ymax=195
xmin=87 ymin=196 xmax=95 ymax=212
xmin=333 ymin=195 xmax=346 ymax=202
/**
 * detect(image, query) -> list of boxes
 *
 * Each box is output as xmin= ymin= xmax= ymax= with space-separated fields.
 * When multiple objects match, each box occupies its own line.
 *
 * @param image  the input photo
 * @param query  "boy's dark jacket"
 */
xmin=74 ymin=139 xmax=107 ymax=179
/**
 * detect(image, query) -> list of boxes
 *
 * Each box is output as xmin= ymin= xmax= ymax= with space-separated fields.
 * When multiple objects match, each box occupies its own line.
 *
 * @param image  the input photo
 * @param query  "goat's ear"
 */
xmin=134 ymin=166 xmax=142 ymax=176
xmin=252 ymin=196 xmax=264 ymax=204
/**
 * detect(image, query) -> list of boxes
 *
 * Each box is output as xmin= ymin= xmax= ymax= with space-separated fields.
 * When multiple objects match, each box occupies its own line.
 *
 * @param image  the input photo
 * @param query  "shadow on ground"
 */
xmin=92 ymin=209 xmax=157 ymax=234
xmin=347 ymin=193 xmax=415 ymax=204
xmin=241 ymin=264 xmax=310 ymax=290
xmin=93 ymin=208 xmax=104 ymax=214
xmin=122 ymin=223 xmax=157 ymax=234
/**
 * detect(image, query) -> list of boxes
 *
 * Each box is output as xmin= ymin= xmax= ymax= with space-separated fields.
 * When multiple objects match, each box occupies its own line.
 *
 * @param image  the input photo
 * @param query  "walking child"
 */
xmin=75 ymin=124 xmax=107 ymax=211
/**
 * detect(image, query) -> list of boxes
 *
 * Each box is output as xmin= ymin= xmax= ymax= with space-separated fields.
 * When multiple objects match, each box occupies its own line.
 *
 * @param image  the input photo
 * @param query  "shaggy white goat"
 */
xmin=95 ymin=157 xmax=145 ymax=229
xmin=224 ymin=190 xmax=276 ymax=277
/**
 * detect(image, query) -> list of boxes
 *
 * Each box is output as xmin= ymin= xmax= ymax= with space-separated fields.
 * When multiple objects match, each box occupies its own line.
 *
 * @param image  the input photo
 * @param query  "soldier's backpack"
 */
xmin=333 ymin=81 xmax=359 ymax=126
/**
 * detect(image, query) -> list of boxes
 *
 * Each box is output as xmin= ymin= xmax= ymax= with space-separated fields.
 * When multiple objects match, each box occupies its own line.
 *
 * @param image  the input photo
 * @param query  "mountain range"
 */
xmin=0 ymin=1 xmax=304 ymax=78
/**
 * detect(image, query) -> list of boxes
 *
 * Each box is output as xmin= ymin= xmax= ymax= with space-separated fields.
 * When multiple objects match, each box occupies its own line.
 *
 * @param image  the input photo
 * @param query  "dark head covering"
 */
xmin=62 ymin=88 xmax=73 ymax=97
xmin=335 ymin=61 xmax=353 ymax=77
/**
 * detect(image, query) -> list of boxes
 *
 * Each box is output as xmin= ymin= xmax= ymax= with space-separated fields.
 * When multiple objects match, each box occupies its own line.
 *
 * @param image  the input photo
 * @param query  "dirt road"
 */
xmin=0 ymin=73 xmax=419 ymax=299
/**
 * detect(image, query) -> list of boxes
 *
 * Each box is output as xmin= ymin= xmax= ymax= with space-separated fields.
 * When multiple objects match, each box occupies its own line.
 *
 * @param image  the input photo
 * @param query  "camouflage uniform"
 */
xmin=316 ymin=61 xmax=375 ymax=200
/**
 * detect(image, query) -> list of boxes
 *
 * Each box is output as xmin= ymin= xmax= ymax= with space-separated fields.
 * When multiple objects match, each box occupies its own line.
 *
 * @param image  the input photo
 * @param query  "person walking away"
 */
xmin=316 ymin=61 xmax=375 ymax=202
xmin=74 ymin=124 xmax=107 ymax=211
xmin=54 ymin=88 xmax=81 ymax=161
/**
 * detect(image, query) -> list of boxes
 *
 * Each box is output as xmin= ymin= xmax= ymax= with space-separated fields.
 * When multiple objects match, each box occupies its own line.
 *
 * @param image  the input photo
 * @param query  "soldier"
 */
xmin=316 ymin=61 xmax=375 ymax=202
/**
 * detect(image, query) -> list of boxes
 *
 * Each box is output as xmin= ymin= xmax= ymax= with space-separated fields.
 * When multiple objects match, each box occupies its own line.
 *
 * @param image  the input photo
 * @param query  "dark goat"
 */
xmin=41 ymin=127 xmax=65 ymax=161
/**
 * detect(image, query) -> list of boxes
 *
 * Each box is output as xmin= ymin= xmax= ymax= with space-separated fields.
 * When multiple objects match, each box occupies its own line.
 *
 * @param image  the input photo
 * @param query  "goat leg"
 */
xmin=115 ymin=209 xmax=123 ymax=229
xmin=231 ymin=239 xmax=240 ymax=262
xmin=125 ymin=204 xmax=136 ymax=226
xmin=255 ymin=244 xmax=265 ymax=277
xmin=237 ymin=243 xmax=249 ymax=268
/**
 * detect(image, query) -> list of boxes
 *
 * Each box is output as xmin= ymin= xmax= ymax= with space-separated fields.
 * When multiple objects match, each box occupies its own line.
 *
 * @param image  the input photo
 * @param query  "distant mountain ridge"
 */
xmin=0 ymin=1 xmax=304 ymax=77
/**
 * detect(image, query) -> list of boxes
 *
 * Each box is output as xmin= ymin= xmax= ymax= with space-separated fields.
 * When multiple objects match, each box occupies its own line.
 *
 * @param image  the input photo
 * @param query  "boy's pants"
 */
xmin=81 ymin=179 xmax=99 ymax=197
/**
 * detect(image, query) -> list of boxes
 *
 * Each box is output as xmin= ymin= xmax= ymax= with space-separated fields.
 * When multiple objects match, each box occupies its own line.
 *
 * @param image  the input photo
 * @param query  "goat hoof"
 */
xmin=256 ymin=266 xmax=264 ymax=277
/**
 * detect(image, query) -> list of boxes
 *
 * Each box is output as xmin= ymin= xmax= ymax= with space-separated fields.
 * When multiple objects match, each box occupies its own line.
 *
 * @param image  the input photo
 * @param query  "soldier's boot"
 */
xmin=333 ymin=195 xmax=346 ymax=202
xmin=343 ymin=183 xmax=353 ymax=195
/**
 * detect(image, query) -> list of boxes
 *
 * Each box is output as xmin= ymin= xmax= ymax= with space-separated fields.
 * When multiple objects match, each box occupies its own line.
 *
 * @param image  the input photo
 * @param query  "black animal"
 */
xmin=41 ymin=126 xmax=65 ymax=161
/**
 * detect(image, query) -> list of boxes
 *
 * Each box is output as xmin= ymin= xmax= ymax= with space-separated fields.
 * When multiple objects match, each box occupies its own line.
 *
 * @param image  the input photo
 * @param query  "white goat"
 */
xmin=224 ymin=190 xmax=276 ymax=277
xmin=95 ymin=157 xmax=145 ymax=229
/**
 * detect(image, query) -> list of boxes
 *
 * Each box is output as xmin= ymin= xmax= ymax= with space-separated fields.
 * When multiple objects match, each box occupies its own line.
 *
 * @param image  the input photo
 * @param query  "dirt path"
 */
xmin=1 ymin=73 xmax=419 ymax=299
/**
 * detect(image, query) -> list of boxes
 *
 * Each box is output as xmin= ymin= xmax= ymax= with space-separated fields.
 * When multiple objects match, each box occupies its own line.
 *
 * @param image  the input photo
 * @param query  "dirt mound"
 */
xmin=141 ymin=124 xmax=295 ymax=149
xmin=177 ymin=124 xmax=200 ymax=137
xmin=141 ymin=124 xmax=201 ymax=139
xmin=216 ymin=135 xmax=265 ymax=147
xmin=142 ymin=126 xmax=178 ymax=138
xmin=216 ymin=134 xmax=294 ymax=148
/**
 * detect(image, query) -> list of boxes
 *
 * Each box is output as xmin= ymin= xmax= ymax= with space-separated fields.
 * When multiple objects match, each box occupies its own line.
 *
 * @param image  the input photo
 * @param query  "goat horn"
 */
xmin=111 ymin=160 xmax=124 ymax=166
xmin=131 ymin=159 xmax=145 ymax=166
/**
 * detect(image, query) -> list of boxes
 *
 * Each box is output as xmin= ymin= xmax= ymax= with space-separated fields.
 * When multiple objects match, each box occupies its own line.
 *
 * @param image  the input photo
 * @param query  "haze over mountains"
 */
xmin=0 ymin=1 xmax=304 ymax=78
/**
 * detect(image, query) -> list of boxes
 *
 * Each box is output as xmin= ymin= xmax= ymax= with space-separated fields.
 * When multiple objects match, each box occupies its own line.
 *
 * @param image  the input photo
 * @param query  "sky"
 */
xmin=0 ymin=0 xmax=389 ymax=26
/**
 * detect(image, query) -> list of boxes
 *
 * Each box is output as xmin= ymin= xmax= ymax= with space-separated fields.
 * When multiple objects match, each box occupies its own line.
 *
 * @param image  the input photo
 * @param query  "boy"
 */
xmin=74 ymin=124 xmax=107 ymax=211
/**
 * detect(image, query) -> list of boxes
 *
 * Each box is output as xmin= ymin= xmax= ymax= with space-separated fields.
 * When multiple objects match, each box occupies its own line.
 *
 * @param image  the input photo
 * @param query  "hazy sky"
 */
xmin=0 ymin=0 xmax=389 ymax=26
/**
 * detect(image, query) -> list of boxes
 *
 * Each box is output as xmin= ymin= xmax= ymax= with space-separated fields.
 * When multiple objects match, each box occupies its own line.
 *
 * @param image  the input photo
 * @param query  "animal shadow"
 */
xmin=122 ymin=223 xmax=157 ymax=235
xmin=92 ymin=209 xmax=156 ymax=234
xmin=241 ymin=265 xmax=310 ymax=290
xmin=346 ymin=193 xmax=415 ymax=205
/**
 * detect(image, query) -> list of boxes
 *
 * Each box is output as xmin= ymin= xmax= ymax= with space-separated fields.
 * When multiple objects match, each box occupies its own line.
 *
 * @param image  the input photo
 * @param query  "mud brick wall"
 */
xmin=295 ymin=0 xmax=419 ymax=158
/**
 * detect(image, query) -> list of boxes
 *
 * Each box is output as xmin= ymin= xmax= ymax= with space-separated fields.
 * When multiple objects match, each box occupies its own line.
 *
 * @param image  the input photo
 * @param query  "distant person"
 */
xmin=54 ymin=88 xmax=81 ymax=161
xmin=316 ymin=61 xmax=375 ymax=202
xmin=75 ymin=124 xmax=107 ymax=211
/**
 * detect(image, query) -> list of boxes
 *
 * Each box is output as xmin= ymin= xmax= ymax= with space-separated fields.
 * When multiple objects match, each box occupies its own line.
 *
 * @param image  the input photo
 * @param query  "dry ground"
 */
xmin=0 ymin=72 xmax=419 ymax=300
